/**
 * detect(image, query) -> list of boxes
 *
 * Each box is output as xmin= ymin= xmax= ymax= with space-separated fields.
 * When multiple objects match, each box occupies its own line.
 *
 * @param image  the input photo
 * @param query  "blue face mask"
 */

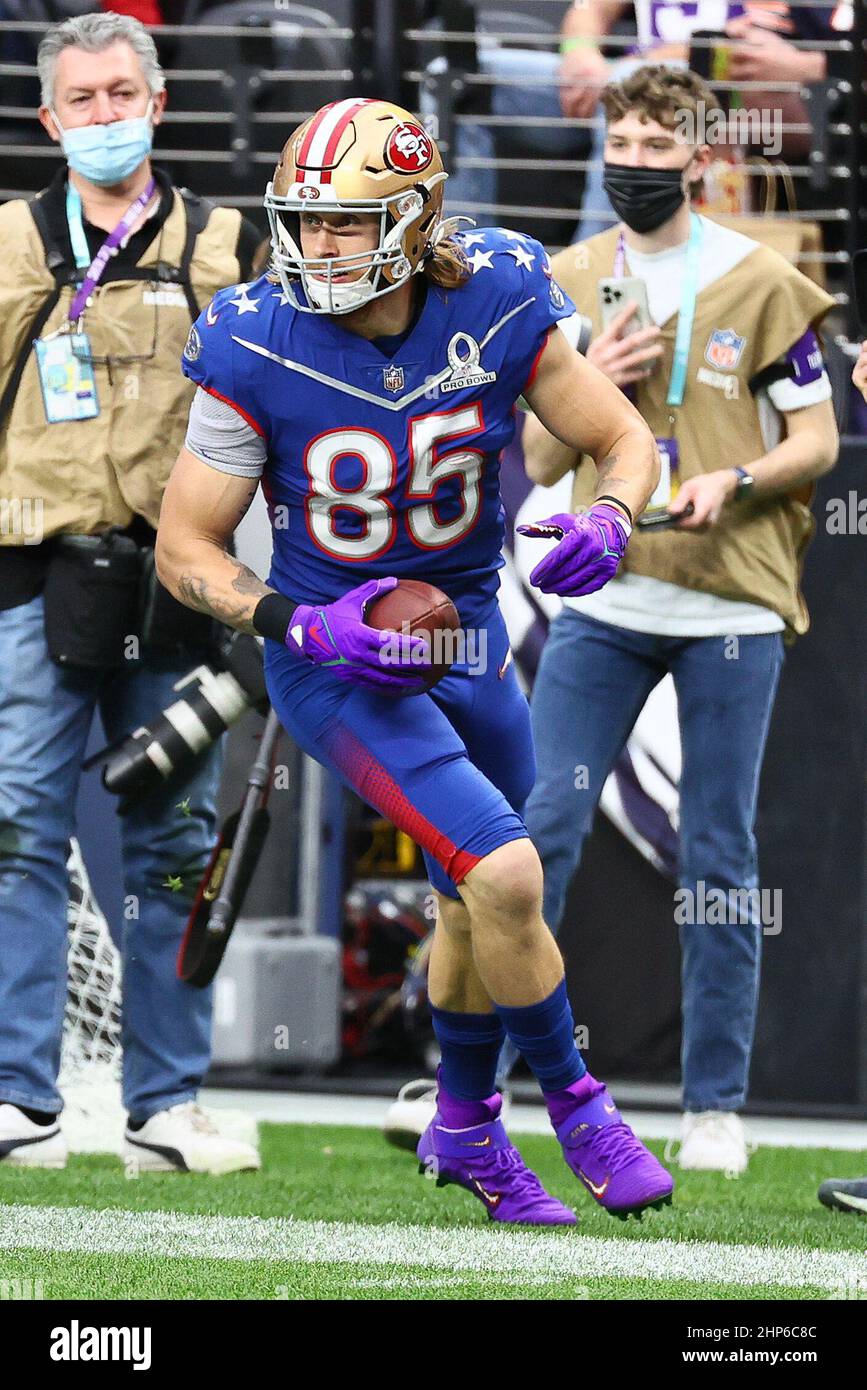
xmin=53 ymin=101 xmax=154 ymax=186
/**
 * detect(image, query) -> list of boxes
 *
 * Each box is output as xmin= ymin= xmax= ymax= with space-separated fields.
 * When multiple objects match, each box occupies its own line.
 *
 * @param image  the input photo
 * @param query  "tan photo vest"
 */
xmin=0 ymin=186 xmax=244 ymax=541
xmin=550 ymin=224 xmax=836 ymax=635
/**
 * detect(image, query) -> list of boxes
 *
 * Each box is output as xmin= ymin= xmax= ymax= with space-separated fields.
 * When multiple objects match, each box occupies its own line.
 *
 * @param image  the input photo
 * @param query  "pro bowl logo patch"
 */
xmin=705 ymin=328 xmax=746 ymax=372
xmin=385 ymin=122 xmax=433 ymax=174
xmin=183 ymin=324 xmax=202 ymax=361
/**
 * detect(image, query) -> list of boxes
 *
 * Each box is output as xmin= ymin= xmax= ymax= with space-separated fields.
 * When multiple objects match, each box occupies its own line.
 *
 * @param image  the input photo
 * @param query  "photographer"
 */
xmin=0 ymin=13 xmax=260 ymax=1173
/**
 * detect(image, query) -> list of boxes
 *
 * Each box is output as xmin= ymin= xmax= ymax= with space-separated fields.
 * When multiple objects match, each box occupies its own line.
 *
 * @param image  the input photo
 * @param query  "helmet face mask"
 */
xmin=264 ymin=98 xmax=448 ymax=316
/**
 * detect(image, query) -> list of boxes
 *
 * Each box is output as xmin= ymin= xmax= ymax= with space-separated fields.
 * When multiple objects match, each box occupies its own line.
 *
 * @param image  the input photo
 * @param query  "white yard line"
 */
xmin=2 ymin=1204 xmax=865 ymax=1293
xmin=201 ymin=1088 xmax=867 ymax=1153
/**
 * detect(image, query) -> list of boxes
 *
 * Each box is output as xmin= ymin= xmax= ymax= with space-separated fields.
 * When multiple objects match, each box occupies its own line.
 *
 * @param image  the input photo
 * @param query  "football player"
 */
xmin=156 ymin=98 xmax=672 ymax=1224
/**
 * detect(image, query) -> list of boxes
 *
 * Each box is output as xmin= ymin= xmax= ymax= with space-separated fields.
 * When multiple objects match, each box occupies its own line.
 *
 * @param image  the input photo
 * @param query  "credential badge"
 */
xmin=440 ymin=333 xmax=497 ymax=394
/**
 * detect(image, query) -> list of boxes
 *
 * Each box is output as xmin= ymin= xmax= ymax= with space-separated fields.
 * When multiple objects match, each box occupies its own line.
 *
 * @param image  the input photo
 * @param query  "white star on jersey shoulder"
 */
xmin=467 ymin=248 xmax=496 ymax=274
xmin=458 ymin=231 xmax=488 ymax=248
xmin=229 ymin=283 xmax=260 ymax=314
xmin=503 ymin=244 xmax=536 ymax=271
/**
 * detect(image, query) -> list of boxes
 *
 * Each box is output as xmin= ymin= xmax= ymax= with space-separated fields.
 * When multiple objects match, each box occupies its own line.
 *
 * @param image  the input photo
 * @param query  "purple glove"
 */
xmin=516 ymin=505 xmax=631 ymax=597
xmin=286 ymin=577 xmax=430 ymax=695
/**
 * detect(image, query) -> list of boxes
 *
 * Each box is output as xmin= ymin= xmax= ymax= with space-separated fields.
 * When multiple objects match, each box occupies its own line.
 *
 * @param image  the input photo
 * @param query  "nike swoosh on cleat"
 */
xmin=833 ymin=1192 xmax=867 ymax=1213
xmin=578 ymin=1169 xmax=611 ymax=1198
xmin=461 ymin=1136 xmax=492 ymax=1148
xmin=603 ymin=1102 xmax=618 ymax=1114
xmin=470 ymin=1178 xmax=502 ymax=1209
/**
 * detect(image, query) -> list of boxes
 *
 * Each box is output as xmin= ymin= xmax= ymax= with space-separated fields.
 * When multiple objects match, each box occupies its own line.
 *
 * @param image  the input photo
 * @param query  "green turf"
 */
xmin=0 ymin=1123 xmax=865 ymax=1300
xmin=0 ymin=1248 xmax=832 ymax=1301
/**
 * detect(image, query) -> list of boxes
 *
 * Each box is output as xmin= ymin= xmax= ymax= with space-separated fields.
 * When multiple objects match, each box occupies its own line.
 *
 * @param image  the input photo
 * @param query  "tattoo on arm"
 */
xmin=596 ymin=454 xmax=630 ymax=488
xmin=595 ymin=453 xmax=636 ymax=498
xmin=177 ymin=556 xmax=271 ymax=634
xmin=227 ymin=482 xmax=259 ymax=531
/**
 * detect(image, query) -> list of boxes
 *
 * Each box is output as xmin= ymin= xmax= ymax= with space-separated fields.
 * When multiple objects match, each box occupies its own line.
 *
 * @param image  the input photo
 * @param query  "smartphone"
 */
xmin=637 ymin=502 xmax=695 ymax=530
xmin=598 ymin=276 xmax=652 ymax=334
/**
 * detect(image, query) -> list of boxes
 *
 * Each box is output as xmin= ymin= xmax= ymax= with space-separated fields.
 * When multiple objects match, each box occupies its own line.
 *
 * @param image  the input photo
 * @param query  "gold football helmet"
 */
xmin=264 ymin=97 xmax=448 ymax=314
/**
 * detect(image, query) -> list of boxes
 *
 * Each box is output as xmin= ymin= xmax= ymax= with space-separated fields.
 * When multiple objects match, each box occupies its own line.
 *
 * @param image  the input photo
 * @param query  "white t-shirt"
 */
xmin=563 ymin=217 xmax=831 ymax=638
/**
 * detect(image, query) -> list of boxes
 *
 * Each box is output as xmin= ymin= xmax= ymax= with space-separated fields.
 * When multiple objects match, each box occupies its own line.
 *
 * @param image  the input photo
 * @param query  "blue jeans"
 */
xmin=521 ymin=609 xmax=784 ymax=1111
xmin=423 ymin=47 xmax=588 ymax=223
xmin=0 ymin=594 xmax=221 ymax=1121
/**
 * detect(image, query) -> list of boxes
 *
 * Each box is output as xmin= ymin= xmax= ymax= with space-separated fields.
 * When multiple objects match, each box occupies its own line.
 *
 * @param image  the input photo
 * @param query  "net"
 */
xmin=60 ymin=838 xmax=125 ymax=1154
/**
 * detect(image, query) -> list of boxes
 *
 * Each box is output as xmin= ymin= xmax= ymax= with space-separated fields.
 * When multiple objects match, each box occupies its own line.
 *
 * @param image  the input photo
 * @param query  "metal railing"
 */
xmin=0 ymin=2 xmax=863 ymax=328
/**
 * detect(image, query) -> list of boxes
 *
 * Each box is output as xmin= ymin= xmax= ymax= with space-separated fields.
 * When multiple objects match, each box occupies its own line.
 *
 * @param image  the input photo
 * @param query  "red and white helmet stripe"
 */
xmin=294 ymin=97 xmax=376 ymax=187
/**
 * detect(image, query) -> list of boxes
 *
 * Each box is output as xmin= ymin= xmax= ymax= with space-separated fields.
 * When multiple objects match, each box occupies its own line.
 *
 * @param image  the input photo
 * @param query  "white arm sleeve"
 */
xmin=767 ymin=370 xmax=832 ymax=413
xmin=556 ymin=311 xmax=592 ymax=355
xmin=184 ymin=386 xmax=267 ymax=478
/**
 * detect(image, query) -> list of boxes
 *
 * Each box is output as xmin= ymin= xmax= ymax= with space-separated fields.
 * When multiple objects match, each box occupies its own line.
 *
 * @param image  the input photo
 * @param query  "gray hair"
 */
xmin=37 ymin=12 xmax=166 ymax=109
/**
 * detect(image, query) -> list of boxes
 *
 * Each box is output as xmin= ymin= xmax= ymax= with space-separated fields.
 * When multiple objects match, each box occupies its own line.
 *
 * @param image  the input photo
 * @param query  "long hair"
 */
xmin=424 ymin=235 xmax=471 ymax=291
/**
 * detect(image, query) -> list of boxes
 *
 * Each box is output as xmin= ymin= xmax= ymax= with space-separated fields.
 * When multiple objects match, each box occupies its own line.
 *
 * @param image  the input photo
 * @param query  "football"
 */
xmin=367 ymin=579 xmax=460 ymax=694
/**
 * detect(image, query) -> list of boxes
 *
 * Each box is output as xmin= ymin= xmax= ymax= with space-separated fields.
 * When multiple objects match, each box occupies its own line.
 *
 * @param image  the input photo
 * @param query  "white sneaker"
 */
xmin=123 ymin=1101 xmax=260 ymax=1174
xmin=383 ymin=1079 xmax=511 ymax=1152
xmin=0 ymin=1103 xmax=68 ymax=1168
xmin=677 ymin=1111 xmax=753 ymax=1176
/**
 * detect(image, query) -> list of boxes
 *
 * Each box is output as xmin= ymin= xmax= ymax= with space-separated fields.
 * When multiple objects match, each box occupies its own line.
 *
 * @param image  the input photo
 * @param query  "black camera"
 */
xmin=91 ymin=632 xmax=268 ymax=795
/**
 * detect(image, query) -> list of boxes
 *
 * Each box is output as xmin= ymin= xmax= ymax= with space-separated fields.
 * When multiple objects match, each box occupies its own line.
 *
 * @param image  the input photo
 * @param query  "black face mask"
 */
xmin=602 ymin=162 xmax=688 ymax=234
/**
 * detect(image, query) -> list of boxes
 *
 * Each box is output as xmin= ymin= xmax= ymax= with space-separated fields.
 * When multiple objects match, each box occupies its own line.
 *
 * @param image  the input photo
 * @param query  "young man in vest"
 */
xmin=520 ymin=65 xmax=838 ymax=1174
xmin=0 ymin=13 xmax=260 ymax=1172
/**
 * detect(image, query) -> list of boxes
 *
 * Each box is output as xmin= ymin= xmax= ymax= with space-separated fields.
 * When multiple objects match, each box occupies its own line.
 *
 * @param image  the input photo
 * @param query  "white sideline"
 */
xmin=201 ymin=1088 xmax=867 ymax=1153
xmin=2 ymin=1204 xmax=866 ymax=1293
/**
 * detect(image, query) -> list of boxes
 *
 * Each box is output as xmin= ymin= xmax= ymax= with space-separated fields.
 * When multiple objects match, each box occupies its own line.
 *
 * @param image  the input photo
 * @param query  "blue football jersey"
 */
xmin=181 ymin=227 xmax=574 ymax=624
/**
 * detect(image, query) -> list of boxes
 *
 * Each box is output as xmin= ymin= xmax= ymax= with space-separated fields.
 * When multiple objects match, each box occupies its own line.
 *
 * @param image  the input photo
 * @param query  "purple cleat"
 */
xmin=550 ymin=1073 xmax=674 ymax=1220
xmin=417 ymin=1091 xmax=576 ymax=1227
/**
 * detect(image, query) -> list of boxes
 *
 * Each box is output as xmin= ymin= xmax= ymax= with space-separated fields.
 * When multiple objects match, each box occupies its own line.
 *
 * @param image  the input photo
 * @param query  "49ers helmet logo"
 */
xmin=385 ymin=122 xmax=433 ymax=174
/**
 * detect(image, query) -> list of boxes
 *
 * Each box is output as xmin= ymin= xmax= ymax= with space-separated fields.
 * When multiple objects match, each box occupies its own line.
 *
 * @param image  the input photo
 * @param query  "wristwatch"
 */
xmin=731 ymin=466 xmax=755 ymax=501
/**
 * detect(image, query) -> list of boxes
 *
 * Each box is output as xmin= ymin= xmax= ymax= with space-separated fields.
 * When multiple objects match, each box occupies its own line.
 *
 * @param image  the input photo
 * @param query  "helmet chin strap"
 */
xmin=304 ymin=270 xmax=377 ymax=313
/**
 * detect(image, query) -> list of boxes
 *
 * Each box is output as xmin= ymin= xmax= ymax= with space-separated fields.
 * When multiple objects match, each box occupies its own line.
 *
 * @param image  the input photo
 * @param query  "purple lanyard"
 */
xmin=66 ymin=177 xmax=157 ymax=325
xmin=614 ymin=232 xmax=627 ymax=279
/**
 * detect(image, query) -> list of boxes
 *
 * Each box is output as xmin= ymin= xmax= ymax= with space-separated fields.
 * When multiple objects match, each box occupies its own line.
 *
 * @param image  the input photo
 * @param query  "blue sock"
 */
xmin=430 ymin=1006 xmax=506 ymax=1100
xmin=494 ymin=978 xmax=586 ymax=1092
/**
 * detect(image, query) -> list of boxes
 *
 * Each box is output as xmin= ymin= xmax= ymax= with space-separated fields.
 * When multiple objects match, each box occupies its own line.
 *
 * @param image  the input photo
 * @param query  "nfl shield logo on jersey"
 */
xmin=383 ymin=364 xmax=405 ymax=393
xmin=705 ymin=328 xmax=746 ymax=371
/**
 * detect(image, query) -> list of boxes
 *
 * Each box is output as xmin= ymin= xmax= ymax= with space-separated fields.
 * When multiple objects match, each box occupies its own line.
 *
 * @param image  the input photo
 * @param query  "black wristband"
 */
xmin=252 ymin=592 xmax=297 ymax=643
xmin=596 ymin=495 xmax=634 ymax=527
